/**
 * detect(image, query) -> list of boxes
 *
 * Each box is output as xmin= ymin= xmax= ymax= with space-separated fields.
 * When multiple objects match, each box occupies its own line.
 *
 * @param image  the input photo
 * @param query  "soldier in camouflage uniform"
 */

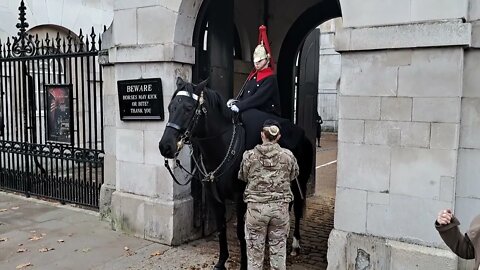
xmin=238 ymin=119 xmax=300 ymax=270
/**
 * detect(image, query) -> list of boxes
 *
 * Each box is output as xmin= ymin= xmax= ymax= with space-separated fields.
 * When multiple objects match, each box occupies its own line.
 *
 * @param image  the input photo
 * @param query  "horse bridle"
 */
xmin=166 ymin=90 xmax=205 ymax=153
xmin=163 ymin=90 xmax=205 ymax=186
xmin=164 ymin=90 xmax=239 ymax=187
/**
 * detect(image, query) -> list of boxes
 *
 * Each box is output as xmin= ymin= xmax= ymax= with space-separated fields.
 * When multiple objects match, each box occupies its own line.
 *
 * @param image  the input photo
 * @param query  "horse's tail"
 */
xmin=292 ymin=135 xmax=314 ymax=219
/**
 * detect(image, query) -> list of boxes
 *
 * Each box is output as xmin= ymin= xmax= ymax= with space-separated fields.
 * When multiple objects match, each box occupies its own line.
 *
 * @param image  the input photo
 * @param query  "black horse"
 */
xmin=159 ymin=78 xmax=313 ymax=270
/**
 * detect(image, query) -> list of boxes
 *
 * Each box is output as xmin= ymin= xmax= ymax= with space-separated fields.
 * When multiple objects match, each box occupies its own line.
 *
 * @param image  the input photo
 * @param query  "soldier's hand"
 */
xmin=437 ymin=209 xmax=452 ymax=225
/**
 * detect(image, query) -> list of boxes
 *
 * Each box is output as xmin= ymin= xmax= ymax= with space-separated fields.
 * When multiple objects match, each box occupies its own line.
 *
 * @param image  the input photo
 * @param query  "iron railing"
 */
xmin=0 ymin=1 xmax=104 ymax=209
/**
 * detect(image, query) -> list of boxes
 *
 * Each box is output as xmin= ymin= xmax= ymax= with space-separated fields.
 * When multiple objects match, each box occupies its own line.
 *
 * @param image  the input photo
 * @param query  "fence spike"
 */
xmin=34 ymin=34 xmax=40 ymax=55
xmin=78 ymin=29 xmax=84 ymax=52
xmin=6 ymin=37 xmax=11 ymax=58
xmin=90 ymin=27 xmax=96 ymax=52
xmin=85 ymin=35 xmax=90 ymax=52
xmin=55 ymin=32 xmax=61 ymax=53
xmin=67 ymin=31 xmax=73 ymax=53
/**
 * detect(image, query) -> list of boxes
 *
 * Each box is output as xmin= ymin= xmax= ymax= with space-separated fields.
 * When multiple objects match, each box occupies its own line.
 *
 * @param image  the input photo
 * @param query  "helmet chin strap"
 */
xmin=255 ymin=59 xmax=269 ymax=71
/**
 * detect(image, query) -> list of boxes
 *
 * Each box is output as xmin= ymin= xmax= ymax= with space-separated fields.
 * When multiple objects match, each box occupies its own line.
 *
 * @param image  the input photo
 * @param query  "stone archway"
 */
xmin=277 ymin=0 xmax=342 ymax=120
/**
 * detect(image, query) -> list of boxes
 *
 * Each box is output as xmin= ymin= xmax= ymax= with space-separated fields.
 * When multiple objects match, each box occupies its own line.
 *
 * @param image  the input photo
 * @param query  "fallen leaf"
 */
xmin=17 ymin=248 xmax=27 ymax=253
xmin=124 ymin=246 xmax=129 ymax=251
xmin=82 ymin=248 xmax=91 ymax=253
xmin=125 ymin=250 xmax=135 ymax=257
xmin=29 ymin=235 xmax=42 ymax=241
xmin=57 ymin=239 xmax=64 ymax=243
xmin=29 ymin=231 xmax=36 ymax=233
xmin=41 ymin=233 xmax=46 ymax=236
xmin=0 ymin=209 xmax=7 ymax=212
xmin=11 ymin=206 xmax=19 ymax=210
xmin=150 ymin=250 xmax=165 ymax=257
xmin=0 ymin=238 xmax=7 ymax=242
xmin=67 ymin=233 xmax=73 ymax=237
xmin=16 ymin=263 xmax=32 ymax=269
xmin=18 ymin=243 xmax=23 ymax=246
xmin=39 ymin=247 xmax=55 ymax=252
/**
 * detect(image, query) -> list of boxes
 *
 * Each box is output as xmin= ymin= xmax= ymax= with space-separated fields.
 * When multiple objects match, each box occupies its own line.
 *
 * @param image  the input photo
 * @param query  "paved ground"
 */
xmin=0 ymin=133 xmax=338 ymax=270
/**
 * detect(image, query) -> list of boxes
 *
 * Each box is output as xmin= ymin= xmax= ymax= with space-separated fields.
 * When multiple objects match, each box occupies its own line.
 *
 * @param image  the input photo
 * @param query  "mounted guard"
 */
xmin=228 ymin=25 xmax=304 ymax=151
xmin=228 ymin=25 xmax=281 ymax=117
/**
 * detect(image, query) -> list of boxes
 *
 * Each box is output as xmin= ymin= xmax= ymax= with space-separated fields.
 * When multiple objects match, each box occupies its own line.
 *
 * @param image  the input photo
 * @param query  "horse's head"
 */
xmin=159 ymin=77 xmax=208 ymax=158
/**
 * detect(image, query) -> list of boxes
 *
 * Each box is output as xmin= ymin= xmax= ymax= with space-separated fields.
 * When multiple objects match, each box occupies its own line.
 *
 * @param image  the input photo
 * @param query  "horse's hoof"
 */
xmin=290 ymin=248 xmax=300 ymax=257
xmin=213 ymin=266 xmax=227 ymax=270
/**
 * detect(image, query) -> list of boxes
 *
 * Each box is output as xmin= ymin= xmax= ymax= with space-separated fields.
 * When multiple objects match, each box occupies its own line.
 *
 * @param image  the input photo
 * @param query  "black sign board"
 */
xmin=46 ymin=84 xmax=73 ymax=144
xmin=117 ymin=78 xmax=164 ymax=121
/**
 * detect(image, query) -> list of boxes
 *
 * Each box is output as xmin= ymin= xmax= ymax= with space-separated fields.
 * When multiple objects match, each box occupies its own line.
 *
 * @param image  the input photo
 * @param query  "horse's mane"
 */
xmin=203 ymin=88 xmax=234 ymax=119
xmin=173 ymin=81 xmax=233 ymax=120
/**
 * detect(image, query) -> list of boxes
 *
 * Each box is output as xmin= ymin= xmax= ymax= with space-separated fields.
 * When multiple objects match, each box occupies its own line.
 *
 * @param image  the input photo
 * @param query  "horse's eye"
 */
xmin=185 ymin=105 xmax=194 ymax=112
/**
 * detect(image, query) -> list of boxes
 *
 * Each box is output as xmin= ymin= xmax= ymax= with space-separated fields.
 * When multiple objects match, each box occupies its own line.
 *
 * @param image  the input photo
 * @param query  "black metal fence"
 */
xmin=0 ymin=1 xmax=104 ymax=209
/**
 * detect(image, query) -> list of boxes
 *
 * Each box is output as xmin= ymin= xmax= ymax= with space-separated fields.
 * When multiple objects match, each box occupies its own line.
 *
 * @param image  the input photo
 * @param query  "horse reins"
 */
xmin=164 ymin=90 xmax=240 ymax=187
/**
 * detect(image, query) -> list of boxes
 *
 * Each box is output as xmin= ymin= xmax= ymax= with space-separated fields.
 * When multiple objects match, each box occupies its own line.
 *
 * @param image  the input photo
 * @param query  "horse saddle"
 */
xmin=239 ymin=109 xmax=305 ymax=151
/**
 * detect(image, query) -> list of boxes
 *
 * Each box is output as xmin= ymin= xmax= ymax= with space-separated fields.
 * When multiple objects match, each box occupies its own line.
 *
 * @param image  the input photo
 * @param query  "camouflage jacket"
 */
xmin=238 ymin=142 xmax=299 ymax=203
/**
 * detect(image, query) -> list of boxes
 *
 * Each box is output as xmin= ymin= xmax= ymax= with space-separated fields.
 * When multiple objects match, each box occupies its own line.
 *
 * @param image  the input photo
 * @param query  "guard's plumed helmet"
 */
xmin=253 ymin=43 xmax=269 ymax=63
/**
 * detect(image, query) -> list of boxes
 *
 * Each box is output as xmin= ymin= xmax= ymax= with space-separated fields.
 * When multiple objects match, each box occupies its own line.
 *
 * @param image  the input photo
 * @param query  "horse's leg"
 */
xmin=213 ymin=202 xmax=229 ymax=270
xmin=291 ymin=136 xmax=312 ymax=257
xmin=291 ymin=197 xmax=304 ymax=256
xmin=236 ymin=202 xmax=247 ymax=270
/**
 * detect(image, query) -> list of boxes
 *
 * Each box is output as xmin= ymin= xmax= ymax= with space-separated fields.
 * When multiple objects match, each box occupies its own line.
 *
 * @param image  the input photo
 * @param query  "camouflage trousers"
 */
xmin=244 ymin=202 xmax=290 ymax=270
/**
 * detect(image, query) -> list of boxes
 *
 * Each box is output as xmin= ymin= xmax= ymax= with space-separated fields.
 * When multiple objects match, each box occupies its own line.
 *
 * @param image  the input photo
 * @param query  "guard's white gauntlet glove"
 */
xmin=226 ymin=99 xmax=238 ymax=108
xmin=230 ymin=105 xmax=239 ymax=113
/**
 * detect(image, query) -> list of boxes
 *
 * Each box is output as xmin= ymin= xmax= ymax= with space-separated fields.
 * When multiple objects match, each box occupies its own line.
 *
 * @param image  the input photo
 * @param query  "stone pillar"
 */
xmin=454 ymin=5 xmax=480 ymax=268
xmin=328 ymin=1 xmax=476 ymax=268
xmin=99 ymin=0 xmax=201 ymax=245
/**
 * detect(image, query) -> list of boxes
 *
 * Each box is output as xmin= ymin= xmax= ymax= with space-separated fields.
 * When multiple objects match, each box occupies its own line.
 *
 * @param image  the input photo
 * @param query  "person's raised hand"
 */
xmin=437 ymin=209 xmax=452 ymax=225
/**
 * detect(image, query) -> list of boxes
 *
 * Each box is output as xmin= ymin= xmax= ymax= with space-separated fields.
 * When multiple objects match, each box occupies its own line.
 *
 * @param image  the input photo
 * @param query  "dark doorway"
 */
xmin=193 ymin=0 xmax=240 ymax=99
xmin=277 ymin=0 xmax=342 ymax=121
xmin=192 ymin=0 xmax=238 ymax=235
xmin=296 ymin=28 xmax=320 ymax=193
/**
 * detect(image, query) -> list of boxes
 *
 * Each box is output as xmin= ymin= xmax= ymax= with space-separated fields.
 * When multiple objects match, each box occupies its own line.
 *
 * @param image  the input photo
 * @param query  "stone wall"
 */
xmin=101 ymin=0 xmax=202 ymax=245
xmin=328 ymin=1 xmax=480 ymax=269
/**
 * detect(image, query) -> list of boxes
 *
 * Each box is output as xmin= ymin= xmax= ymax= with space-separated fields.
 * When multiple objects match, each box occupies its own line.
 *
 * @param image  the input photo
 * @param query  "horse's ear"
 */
xmin=176 ymin=77 xmax=185 ymax=87
xmin=196 ymin=78 xmax=209 ymax=91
